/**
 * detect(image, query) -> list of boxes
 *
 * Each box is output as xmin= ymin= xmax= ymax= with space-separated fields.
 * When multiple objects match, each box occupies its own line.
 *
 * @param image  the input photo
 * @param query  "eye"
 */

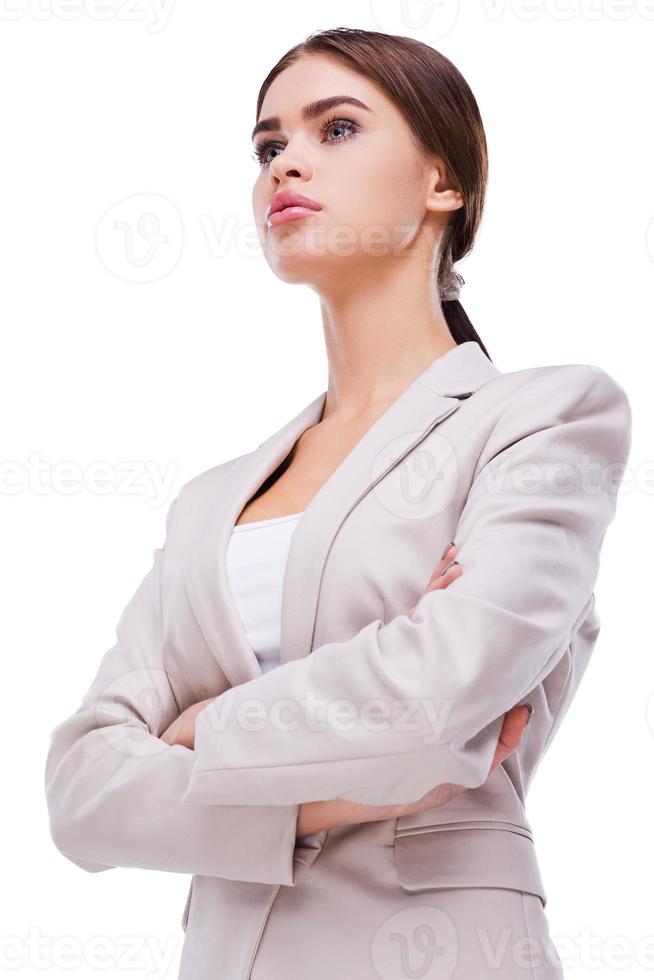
xmin=318 ymin=114 xmax=359 ymax=143
xmin=252 ymin=115 xmax=360 ymax=167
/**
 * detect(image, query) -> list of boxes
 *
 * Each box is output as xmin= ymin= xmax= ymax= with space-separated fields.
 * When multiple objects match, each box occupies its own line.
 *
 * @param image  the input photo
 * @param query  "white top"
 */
xmin=226 ymin=509 xmax=318 ymax=845
xmin=226 ymin=511 xmax=304 ymax=675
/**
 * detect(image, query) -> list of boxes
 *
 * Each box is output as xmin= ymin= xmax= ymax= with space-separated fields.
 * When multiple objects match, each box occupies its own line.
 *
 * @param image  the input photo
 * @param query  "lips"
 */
xmin=266 ymin=190 xmax=322 ymax=229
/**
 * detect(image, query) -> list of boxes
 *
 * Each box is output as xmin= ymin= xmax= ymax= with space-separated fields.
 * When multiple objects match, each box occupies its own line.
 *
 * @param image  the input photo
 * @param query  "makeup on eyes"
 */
xmin=252 ymin=114 xmax=361 ymax=167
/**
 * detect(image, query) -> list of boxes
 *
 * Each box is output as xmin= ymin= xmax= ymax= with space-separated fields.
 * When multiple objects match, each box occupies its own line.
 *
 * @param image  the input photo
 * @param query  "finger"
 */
xmin=489 ymin=706 xmax=531 ymax=772
xmin=425 ymin=544 xmax=459 ymax=587
xmin=494 ymin=707 xmax=530 ymax=765
xmin=499 ymin=705 xmax=531 ymax=749
xmin=489 ymin=741 xmax=507 ymax=772
xmin=409 ymin=562 xmax=462 ymax=617
xmin=424 ymin=561 xmax=461 ymax=593
xmin=489 ymin=729 xmax=520 ymax=771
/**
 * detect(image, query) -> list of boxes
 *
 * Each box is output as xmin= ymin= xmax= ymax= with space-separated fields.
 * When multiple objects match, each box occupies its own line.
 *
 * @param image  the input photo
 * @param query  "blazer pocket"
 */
xmin=181 ymin=877 xmax=195 ymax=932
xmin=394 ymin=817 xmax=533 ymax=840
xmin=393 ymin=823 xmax=547 ymax=906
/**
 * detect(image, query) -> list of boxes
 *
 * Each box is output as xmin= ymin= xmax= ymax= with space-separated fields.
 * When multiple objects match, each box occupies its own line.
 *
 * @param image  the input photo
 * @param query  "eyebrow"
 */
xmin=251 ymin=96 xmax=372 ymax=142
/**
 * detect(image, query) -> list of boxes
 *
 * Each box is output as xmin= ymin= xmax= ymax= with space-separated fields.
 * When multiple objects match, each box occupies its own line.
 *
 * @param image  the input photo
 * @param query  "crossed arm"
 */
xmin=160 ymin=549 xmax=533 ymax=835
xmin=44 ymin=365 xmax=631 ymax=884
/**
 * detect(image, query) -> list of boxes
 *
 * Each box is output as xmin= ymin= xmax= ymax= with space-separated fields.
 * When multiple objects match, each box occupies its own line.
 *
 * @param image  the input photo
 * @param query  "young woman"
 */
xmin=45 ymin=27 xmax=631 ymax=980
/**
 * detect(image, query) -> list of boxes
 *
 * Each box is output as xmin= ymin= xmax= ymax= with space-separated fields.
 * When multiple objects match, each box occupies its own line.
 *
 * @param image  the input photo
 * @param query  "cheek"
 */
xmin=330 ymin=155 xmax=425 ymax=250
xmin=252 ymin=180 xmax=273 ymax=242
xmin=252 ymin=178 xmax=265 ymax=218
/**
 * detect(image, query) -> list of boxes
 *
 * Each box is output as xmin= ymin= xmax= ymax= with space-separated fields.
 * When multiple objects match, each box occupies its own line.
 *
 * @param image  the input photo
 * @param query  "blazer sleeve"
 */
xmin=44 ymin=496 xmax=302 ymax=885
xmin=182 ymin=365 xmax=632 ymax=807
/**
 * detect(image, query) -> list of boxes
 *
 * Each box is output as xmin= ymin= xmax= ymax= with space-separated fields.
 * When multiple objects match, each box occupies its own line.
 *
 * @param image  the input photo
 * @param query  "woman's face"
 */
xmin=251 ymin=53 xmax=457 ymax=290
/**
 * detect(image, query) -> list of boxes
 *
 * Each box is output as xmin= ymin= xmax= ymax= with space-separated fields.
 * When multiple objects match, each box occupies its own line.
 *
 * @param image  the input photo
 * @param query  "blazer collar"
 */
xmin=183 ymin=341 xmax=501 ymax=686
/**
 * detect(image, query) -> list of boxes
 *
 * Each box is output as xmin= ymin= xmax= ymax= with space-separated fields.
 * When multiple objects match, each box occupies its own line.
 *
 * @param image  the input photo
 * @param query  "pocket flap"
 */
xmin=393 ymin=826 xmax=547 ymax=907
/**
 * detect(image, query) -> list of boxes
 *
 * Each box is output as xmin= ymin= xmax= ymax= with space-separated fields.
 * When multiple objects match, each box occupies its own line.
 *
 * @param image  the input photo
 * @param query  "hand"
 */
xmin=383 ymin=702 xmax=531 ymax=818
xmin=297 ymin=545 xmax=532 ymax=836
xmin=297 ymin=702 xmax=531 ymax=836
xmin=160 ymin=697 xmax=215 ymax=750
xmin=406 ymin=542 xmax=462 ymax=619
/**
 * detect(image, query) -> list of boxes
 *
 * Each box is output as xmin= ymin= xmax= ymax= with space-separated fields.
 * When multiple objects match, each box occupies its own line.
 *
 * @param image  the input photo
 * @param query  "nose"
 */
xmin=272 ymin=163 xmax=301 ymax=181
xmin=268 ymin=144 xmax=310 ymax=183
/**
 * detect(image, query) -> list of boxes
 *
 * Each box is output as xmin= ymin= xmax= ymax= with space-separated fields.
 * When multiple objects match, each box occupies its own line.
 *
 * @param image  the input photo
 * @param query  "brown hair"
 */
xmin=255 ymin=26 xmax=491 ymax=360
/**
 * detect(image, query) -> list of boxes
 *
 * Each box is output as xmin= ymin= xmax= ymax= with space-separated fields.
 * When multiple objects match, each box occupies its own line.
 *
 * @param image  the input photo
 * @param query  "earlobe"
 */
xmin=424 ymin=160 xmax=464 ymax=213
xmin=425 ymin=187 xmax=464 ymax=213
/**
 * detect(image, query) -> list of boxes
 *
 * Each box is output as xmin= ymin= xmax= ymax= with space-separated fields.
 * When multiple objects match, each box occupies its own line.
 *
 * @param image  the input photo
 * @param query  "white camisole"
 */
xmin=226 ymin=509 xmax=322 ymax=845
xmin=226 ymin=511 xmax=304 ymax=675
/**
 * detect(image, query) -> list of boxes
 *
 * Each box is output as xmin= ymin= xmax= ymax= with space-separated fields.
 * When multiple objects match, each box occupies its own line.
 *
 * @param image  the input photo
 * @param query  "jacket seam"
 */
xmin=519 ymin=890 xmax=540 ymax=980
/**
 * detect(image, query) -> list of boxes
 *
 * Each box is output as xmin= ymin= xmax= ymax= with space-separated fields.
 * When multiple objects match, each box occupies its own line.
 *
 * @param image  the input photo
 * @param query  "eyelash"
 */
xmin=252 ymin=115 xmax=360 ymax=167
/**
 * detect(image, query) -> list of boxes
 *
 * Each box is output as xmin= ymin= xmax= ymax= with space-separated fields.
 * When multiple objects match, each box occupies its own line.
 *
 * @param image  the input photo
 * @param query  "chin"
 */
xmin=266 ymin=251 xmax=332 ymax=286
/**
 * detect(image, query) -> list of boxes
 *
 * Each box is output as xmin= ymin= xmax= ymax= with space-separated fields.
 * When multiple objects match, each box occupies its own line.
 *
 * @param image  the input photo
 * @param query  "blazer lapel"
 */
xmin=280 ymin=387 xmax=462 ymax=665
xmin=183 ymin=341 xmax=501 ymax=687
xmin=182 ymin=390 xmax=327 ymax=688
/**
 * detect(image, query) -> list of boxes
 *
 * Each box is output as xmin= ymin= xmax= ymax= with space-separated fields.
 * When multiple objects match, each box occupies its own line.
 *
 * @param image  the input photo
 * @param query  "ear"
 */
xmin=425 ymin=158 xmax=464 ymax=215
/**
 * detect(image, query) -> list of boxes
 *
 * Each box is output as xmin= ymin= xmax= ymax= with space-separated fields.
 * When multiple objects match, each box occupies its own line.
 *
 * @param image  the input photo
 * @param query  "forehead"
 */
xmin=258 ymin=53 xmax=381 ymax=120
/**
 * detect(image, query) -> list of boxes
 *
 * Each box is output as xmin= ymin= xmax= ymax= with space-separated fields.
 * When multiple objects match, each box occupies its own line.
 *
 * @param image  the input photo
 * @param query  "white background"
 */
xmin=1 ymin=2 xmax=651 ymax=978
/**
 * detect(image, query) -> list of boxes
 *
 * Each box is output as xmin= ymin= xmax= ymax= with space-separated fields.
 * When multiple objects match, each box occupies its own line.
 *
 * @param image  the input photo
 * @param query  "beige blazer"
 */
xmin=44 ymin=341 xmax=631 ymax=979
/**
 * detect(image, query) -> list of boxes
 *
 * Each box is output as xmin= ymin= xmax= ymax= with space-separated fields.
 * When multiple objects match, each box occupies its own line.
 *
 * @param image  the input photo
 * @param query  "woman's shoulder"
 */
xmin=470 ymin=358 xmax=632 ymax=476
xmin=472 ymin=359 xmax=631 ymax=438
xmin=181 ymin=451 xmax=249 ymax=504
xmin=486 ymin=358 xmax=629 ymax=403
xmin=161 ymin=452 xmax=248 ymax=541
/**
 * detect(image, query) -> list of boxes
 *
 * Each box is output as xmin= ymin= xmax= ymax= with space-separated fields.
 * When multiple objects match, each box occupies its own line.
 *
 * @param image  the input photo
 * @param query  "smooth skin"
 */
xmin=161 ymin=53 xmax=532 ymax=833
